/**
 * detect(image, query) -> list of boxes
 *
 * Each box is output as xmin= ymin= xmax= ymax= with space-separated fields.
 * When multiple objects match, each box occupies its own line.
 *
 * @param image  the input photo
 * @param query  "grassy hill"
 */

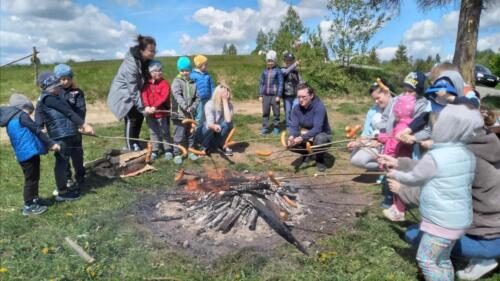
xmin=0 ymin=55 xmax=267 ymax=104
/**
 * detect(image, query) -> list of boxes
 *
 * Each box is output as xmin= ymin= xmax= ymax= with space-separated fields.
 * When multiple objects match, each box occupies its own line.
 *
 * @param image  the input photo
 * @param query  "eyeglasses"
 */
xmin=297 ymin=95 xmax=310 ymax=99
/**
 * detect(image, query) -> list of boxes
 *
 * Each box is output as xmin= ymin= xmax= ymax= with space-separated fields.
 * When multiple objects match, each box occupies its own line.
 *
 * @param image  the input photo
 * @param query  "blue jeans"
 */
xmin=196 ymin=122 xmax=233 ymax=151
xmin=283 ymin=96 xmax=297 ymax=129
xmin=405 ymin=224 xmax=500 ymax=259
xmin=195 ymin=99 xmax=209 ymax=125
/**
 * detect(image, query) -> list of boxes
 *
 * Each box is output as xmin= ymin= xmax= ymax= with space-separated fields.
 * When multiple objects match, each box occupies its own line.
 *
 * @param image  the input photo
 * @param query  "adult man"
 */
xmin=288 ymin=83 xmax=332 ymax=172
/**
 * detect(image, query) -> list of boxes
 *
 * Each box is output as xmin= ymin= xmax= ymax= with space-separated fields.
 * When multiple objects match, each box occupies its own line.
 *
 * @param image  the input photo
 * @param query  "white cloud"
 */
xmin=0 ymin=0 xmax=137 ymax=64
xmin=376 ymin=47 xmax=397 ymax=61
xmin=319 ymin=20 xmax=332 ymax=44
xmin=406 ymin=40 xmax=441 ymax=59
xmin=403 ymin=20 xmax=442 ymax=42
xmin=180 ymin=0 xmax=326 ymax=55
xmin=158 ymin=49 xmax=177 ymax=56
xmin=477 ymin=33 xmax=500 ymax=51
xmin=481 ymin=3 xmax=500 ymax=28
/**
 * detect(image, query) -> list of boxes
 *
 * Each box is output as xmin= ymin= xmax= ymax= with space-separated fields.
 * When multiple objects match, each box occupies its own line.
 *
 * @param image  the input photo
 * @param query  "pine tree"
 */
xmin=228 ymin=44 xmax=237 ymax=55
xmin=222 ymin=43 xmax=228 ymax=55
xmin=393 ymin=44 xmax=409 ymax=65
xmin=272 ymin=6 xmax=306 ymax=60
xmin=252 ymin=29 xmax=269 ymax=54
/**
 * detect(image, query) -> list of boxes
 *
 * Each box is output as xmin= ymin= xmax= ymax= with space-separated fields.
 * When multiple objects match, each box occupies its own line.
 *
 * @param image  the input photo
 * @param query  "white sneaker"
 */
xmin=382 ymin=205 xmax=405 ymax=222
xmin=456 ymin=258 xmax=498 ymax=280
xmin=53 ymin=189 xmax=59 ymax=196
xmin=132 ymin=143 xmax=140 ymax=151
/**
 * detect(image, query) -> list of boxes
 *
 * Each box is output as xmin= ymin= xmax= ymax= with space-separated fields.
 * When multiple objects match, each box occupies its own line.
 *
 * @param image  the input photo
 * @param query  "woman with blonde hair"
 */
xmin=196 ymin=83 xmax=234 ymax=155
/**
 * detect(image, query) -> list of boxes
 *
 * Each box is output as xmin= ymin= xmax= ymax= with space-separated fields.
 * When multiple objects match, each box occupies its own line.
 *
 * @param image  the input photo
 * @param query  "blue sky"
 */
xmin=0 ymin=0 xmax=498 ymax=65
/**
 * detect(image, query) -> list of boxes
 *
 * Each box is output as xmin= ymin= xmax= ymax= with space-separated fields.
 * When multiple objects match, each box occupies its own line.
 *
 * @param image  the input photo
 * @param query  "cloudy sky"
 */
xmin=0 ymin=0 xmax=499 ymax=65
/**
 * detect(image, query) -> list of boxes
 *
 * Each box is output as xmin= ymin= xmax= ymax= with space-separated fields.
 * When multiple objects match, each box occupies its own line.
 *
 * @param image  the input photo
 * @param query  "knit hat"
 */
xmin=193 ymin=55 xmax=208 ymax=68
xmin=40 ymin=73 xmax=63 ymax=91
xmin=177 ymin=56 xmax=191 ymax=71
xmin=9 ymin=93 xmax=34 ymax=112
xmin=266 ymin=50 xmax=277 ymax=62
xmin=148 ymin=60 xmax=162 ymax=72
xmin=54 ymin=63 xmax=73 ymax=79
xmin=402 ymin=71 xmax=426 ymax=96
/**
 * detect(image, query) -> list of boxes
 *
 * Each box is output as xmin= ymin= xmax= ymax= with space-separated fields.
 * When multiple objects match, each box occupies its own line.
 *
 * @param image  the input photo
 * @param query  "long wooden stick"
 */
xmin=64 ymin=237 xmax=95 ymax=263
xmin=286 ymin=171 xmax=385 ymax=179
xmin=84 ymin=134 xmax=188 ymax=156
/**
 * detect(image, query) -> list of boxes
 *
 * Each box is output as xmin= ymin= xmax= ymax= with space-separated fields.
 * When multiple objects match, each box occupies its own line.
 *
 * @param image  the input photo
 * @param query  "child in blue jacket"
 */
xmin=259 ymin=50 xmax=283 ymax=135
xmin=190 ymin=55 xmax=214 ymax=125
xmin=0 ymin=94 xmax=60 ymax=215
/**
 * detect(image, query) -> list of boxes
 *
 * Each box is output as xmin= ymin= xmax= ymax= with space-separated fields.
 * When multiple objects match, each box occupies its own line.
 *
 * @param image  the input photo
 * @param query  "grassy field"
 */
xmin=1 ymin=98 xmax=499 ymax=280
xmin=0 ymin=55 xmax=267 ymax=104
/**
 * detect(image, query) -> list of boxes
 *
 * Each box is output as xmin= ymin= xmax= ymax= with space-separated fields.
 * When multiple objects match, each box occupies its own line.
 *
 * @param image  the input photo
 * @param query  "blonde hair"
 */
xmin=212 ymin=84 xmax=232 ymax=112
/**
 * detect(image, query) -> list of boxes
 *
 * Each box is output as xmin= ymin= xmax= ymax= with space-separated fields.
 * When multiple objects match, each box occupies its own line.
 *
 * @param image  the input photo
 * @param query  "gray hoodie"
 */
xmin=436 ymin=70 xmax=464 ymax=98
xmin=0 ymin=106 xmax=21 ymax=127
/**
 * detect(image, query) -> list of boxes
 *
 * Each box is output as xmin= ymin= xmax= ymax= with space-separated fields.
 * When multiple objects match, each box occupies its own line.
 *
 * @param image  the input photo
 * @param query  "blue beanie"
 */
xmin=40 ymin=73 xmax=62 ymax=91
xmin=54 ymin=64 xmax=73 ymax=78
xmin=177 ymin=56 xmax=191 ymax=71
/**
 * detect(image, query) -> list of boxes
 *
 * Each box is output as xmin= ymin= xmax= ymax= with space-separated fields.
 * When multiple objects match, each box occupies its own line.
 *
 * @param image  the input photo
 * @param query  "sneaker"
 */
xmin=173 ymin=155 xmax=183 ymax=165
xmin=188 ymin=153 xmax=199 ymax=161
xmin=259 ymin=128 xmax=270 ymax=135
xmin=22 ymin=203 xmax=48 ymax=216
xmin=66 ymin=178 xmax=75 ymax=188
xmin=151 ymin=152 xmax=159 ymax=160
xmin=53 ymin=188 xmax=59 ymax=196
xmin=456 ymin=258 xmax=498 ymax=280
xmin=55 ymin=190 xmax=81 ymax=202
xmin=273 ymin=127 xmax=280 ymax=136
xmin=224 ymin=147 xmax=233 ymax=156
xmin=295 ymin=156 xmax=311 ymax=170
xmin=164 ymin=152 xmax=173 ymax=160
xmin=33 ymin=197 xmax=53 ymax=206
xmin=382 ymin=205 xmax=405 ymax=222
xmin=132 ymin=143 xmax=140 ymax=151
xmin=376 ymin=175 xmax=385 ymax=184
xmin=316 ymin=161 xmax=327 ymax=172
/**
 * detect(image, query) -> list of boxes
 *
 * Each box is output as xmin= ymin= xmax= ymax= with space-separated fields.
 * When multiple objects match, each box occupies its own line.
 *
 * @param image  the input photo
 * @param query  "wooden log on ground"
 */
xmin=64 ymin=237 xmax=95 ymax=263
xmin=219 ymin=202 xmax=249 ymax=233
xmin=248 ymin=209 xmax=259 ymax=230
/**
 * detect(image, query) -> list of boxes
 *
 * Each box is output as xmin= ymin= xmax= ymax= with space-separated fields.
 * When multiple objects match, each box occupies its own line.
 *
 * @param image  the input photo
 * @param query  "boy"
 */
xmin=54 ymin=63 xmax=86 ymax=189
xmin=171 ymin=56 xmax=200 ymax=164
xmin=281 ymin=52 xmax=301 ymax=130
xmin=36 ymin=73 xmax=94 ymax=201
xmin=0 ymin=94 xmax=60 ymax=215
xmin=259 ymin=50 xmax=283 ymax=135
xmin=190 ymin=55 xmax=214 ymax=125
xmin=141 ymin=60 xmax=173 ymax=160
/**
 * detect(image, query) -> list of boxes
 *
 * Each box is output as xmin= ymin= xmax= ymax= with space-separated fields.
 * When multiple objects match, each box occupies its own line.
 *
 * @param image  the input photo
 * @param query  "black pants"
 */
xmin=19 ymin=155 xmax=40 ymax=204
xmin=290 ymin=132 xmax=332 ymax=164
xmin=124 ymin=106 xmax=144 ymax=150
xmin=65 ymin=134 xmax=85 ymax=184
xmin=54 ymin=136 xmax=84 ymax=192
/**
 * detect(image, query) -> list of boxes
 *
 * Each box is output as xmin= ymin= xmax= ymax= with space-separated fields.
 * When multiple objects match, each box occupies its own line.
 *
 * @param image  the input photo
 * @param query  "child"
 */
xmin=171 ymin=56 xmax=200 ymax=164
xmin=141 ymin=60 xmax=173 ymax=160
xmin=190 ymin=55 xmax=214 ymax=125
xmin=281 ymin=52 xmax=301 ymax=130
xmin=259 ymin=50 xmax=283 ymax=135
xmin=196 ymin=84 xmax=234 ymax=155
xmin=54 ymin=64 xmax=86 ymax=190
xmin=0 ymin=94 xmax=60 ymax=215
xmin=36 ymin=73 xmax=95 ymax=201
xmin=386 ymin=104 xmax=484 ymax=281
xmin=377 ymin=95 xmax=416 ymax=221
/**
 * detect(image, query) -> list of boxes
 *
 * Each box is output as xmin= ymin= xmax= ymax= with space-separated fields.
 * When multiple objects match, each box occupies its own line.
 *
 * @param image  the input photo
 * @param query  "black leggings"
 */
xmin=19 ymin=155 xmax=40 ymax=204
xmin=124 ymin=106 xmax=144 ymax=150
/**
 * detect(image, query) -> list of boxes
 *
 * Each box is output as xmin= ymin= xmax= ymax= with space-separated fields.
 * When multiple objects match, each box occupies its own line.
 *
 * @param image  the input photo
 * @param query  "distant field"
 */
xmin=0 ymin=55 xmax=266 ymax=104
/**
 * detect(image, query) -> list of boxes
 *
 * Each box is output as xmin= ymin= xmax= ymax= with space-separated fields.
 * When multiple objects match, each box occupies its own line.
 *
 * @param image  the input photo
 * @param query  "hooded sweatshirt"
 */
xmin=393 ymin=104 xmax=484 ymax=234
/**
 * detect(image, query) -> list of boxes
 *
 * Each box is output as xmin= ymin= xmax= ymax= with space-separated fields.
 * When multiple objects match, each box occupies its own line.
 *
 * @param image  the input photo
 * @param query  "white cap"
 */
xmin=266 ymin=50 xmax=277 ymax=62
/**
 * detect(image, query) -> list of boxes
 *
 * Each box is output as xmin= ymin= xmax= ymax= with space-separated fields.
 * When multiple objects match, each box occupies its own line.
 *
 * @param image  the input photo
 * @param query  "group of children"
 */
xmin=1 ymin=63 xmax=94 ymax=215
xmin=258 ymin=50 xmax=301 ymax=135
xmin=362 ymin=65 xmax=494 ymax=280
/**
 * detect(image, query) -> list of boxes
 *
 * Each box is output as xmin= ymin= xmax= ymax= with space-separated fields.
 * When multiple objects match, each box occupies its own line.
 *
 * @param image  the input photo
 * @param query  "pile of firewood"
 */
xmin=154 ymin=171 xmax=309 ymax=255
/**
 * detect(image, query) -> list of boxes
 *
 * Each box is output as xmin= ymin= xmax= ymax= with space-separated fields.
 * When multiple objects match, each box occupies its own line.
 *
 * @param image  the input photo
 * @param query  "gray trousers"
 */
xmin=172 ymin=119 xmax=195 ymax=156
xmin=349 ymin=147 xmax=380 ymax=170
xmin=262 ymin=95 xmax=280 ymax=129
xmin=146 ymin=117 xmax=171 ymax=152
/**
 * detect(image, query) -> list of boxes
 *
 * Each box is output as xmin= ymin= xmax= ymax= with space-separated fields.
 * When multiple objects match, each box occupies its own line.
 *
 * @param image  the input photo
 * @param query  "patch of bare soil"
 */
xmin=234 ymin=100 xmax=262 ymax=115
xmin=136 ymin=173 xmax=372 ymax=263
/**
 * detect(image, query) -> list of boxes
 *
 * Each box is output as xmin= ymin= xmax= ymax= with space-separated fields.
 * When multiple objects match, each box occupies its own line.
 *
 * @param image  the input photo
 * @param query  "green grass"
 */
xmin=1 ymin=107 xmax=499 ymax=280
xmin=481 ymin=95 xmax=500 ymax=110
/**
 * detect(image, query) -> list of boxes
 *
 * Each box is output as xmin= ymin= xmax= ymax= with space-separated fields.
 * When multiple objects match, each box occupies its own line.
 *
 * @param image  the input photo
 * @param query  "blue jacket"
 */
xmin=259 ymin=67 xmax=283 ymax=97
xmin=190 ymin=70 xmax=214 ymax=101
xmin=420 ymin=143 xmax=475 ymax=229
xmin=2 ymin=108 xmax=47 ymax=162
xmin=36 ymin=92 xmax=78 ymax=140
xmin=361 ymin=105 xmax=382 ymax=137
xmin=289 ymin=96 xmax=331 ymax=140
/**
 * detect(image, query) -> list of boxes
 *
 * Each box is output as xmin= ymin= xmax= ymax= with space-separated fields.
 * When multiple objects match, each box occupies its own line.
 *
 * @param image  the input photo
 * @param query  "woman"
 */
xmin=348 ymin=79 xmax=394 ymax=171
xmin=107 ymin=35 xmax=156 ymax=151
xmin=196 ymin=84 xmax=234 ymax=155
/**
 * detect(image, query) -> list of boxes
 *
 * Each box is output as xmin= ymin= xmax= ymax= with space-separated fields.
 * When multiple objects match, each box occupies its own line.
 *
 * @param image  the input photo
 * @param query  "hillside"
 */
xmin=0 ymin=55 xmax=267 ymax=104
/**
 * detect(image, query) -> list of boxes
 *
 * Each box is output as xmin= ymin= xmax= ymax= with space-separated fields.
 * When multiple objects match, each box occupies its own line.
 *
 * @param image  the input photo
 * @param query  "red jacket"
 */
xmin=140 ymin=79 xmax=170 ymax=118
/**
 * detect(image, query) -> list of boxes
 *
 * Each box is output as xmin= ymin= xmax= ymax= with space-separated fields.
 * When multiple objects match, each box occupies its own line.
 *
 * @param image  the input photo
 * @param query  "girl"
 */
xmin=383 ymin=104 xmax=484 ymax=281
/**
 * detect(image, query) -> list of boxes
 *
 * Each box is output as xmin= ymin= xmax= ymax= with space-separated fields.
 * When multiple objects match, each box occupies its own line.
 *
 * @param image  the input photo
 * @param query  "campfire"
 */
xmin=151 ymin=169 xmax=309 ymax=255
